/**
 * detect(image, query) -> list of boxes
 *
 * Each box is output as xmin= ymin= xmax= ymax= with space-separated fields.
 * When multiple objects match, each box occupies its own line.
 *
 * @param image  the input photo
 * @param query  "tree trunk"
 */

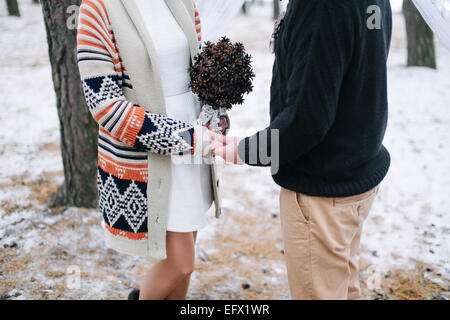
xmin=6 ymin=0 xmax=20 ymax=16
xmin=403 ymin=0 xmax=437 ymax=69
xmin=41 ymin=0 xmax=99 ymax=208
xmin=242 ymin=2 xmax=247 ymax=15
xmin=273 ymin=0 xmax=280 ymax=20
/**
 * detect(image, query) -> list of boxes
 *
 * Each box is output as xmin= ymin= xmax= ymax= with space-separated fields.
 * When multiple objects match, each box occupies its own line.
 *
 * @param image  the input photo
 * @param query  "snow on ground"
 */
xmin=0 ymin=1 xmax=449 ymax=300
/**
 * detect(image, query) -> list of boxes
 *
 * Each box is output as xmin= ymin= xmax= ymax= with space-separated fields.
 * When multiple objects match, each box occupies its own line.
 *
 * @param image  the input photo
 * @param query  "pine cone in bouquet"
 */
xmin=189 ymin=37 xmax=255 ymax=110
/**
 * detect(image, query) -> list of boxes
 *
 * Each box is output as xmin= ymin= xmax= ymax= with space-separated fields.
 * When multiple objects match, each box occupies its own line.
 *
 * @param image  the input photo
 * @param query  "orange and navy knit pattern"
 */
xmin=77 ymin=0 xmax=201 ymax=241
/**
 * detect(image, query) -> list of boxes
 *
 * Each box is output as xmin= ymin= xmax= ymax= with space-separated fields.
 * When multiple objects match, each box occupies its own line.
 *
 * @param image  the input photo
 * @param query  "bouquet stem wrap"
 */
xmin=197 ymin=104 xmax=230 ymax=133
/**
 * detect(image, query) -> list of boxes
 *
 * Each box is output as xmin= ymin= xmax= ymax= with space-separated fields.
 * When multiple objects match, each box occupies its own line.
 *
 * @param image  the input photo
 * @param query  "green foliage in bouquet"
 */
xmin=189 ymin=37 xmax=255 ymax=110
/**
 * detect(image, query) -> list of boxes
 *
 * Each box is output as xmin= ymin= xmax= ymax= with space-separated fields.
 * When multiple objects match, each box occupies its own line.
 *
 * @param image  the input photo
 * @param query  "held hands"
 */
xmin=209 ymin=131 xmax=244 ymax=165
xmin=199 ymin=108 xmax=243 ymax=164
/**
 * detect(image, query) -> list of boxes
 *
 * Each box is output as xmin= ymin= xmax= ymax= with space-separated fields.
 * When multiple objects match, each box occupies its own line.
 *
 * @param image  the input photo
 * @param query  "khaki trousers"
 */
xmin=279 ymin=185 xmax=379 ymax=300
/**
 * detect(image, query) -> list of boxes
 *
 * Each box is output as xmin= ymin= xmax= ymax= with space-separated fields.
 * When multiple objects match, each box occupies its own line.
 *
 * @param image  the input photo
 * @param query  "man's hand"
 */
xmin=210 ymin=131 xmax=244 ymax=165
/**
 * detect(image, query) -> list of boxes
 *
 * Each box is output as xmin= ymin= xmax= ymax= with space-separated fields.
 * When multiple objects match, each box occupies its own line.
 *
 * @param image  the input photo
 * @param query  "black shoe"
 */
xmin=128 ymin=289 xmax=140 ymax=300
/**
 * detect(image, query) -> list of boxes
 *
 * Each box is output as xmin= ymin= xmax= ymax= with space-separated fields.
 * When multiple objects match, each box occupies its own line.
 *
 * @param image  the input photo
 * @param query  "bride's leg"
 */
xmin=165 ymin=231 xmax=198 ymax=300
xmin=139 ymin=231 xmax=196 ymax=300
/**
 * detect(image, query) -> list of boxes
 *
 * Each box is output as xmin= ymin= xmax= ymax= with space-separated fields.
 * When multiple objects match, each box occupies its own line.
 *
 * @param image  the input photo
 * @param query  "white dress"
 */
xmin=136 ymin=0 xmax=213 ymax=232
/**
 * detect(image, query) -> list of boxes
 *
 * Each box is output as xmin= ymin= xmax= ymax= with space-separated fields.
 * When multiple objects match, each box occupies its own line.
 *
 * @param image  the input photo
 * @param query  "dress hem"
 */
xmin=166 ymin=221 xmax=207 ymax=233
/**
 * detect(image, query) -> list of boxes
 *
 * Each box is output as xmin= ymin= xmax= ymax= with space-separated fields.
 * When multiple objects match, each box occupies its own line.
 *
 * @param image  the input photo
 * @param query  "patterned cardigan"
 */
xmin=76 ymin=0 xmax=207 ymax=258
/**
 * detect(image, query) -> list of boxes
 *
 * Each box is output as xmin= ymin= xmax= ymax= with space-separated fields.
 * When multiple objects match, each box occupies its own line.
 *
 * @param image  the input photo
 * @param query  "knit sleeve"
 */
xmin=76 ymin=0 xmax=209 ymax=156
xmin=238 ymin=1 xmax=353 ymax=166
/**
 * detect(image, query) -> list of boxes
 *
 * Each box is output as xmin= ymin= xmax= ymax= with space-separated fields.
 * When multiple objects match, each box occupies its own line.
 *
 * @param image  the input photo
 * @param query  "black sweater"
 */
xmin=238 ymin=0 xmax=392 ymax=197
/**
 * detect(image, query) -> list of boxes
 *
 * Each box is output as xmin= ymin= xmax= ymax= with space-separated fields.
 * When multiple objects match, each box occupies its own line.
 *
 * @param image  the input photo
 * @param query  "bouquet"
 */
xmin=189 ymin=37 xmax=255 ymax=132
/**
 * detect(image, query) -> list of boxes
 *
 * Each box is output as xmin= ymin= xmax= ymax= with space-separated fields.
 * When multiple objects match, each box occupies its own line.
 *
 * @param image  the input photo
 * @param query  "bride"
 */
xmin=76 ymin=0 xmax=229 ymax=300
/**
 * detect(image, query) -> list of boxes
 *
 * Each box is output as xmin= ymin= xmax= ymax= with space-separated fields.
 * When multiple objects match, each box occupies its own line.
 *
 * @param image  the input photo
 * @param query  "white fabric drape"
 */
xmin=412 ymin=0 xmax=450 ymax=52
xmin=194 ymin=0 xmax=246 ymax=42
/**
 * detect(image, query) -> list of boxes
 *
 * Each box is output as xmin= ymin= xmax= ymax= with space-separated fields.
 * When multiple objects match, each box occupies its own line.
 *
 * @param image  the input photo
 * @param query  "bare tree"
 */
xmin=6 ymin=0 xmax=20 ymax=16
xmin=41 ymin=0 xmax=99 ymax=208
xmin=403 ymin=0 xmax=437 ymax=69
xmin=273 ymin=0 xmax=280 ymax=20
xmin=242 ymin=1 xmax=248 ymax=15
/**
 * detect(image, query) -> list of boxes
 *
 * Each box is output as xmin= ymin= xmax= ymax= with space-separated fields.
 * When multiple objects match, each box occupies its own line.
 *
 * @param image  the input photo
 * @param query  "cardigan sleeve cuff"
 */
xmin=193 ymin=125 xmax=211 ymax=157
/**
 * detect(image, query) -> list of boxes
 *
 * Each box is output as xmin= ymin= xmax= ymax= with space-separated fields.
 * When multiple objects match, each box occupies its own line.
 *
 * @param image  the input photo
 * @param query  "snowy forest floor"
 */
xmin=0 ymin=1 xmax=449 ymax=300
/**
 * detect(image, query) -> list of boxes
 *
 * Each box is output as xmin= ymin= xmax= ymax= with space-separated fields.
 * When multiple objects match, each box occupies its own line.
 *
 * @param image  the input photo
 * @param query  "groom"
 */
xmin=211 ymin=0 xmax=392 ymax=299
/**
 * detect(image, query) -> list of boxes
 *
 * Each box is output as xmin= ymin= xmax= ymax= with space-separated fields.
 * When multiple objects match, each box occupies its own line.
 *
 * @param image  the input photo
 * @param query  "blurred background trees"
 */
xmin=242 ymin=0 xmax=280 ymax=20
xmin=403 ymin=0 xmax=437 ymax=69
xmin=6 ymin=0 xmax=20 ymax=16
xmin=273 ymin=0 xmax=280 ymax=19
xmin=6 ymin=0 xmax=40 ymax=16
